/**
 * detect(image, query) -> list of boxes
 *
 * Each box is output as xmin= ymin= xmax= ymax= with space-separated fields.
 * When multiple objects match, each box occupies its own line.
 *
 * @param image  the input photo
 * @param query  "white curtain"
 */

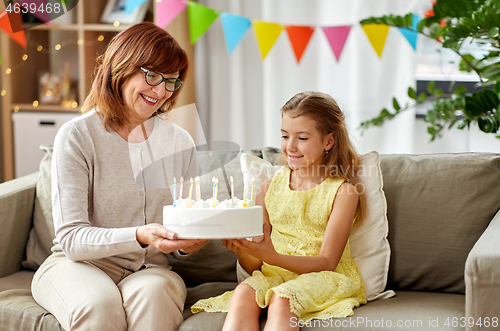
xmin=194 ymin=0 xmax=421 ymax=154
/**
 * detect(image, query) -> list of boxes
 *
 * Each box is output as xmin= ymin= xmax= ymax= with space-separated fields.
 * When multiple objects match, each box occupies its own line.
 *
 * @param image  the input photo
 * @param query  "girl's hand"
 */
xmin=179 ymin=239 xmax=208 ymax=254
xmin=136 ymin=223 xmax=205 ymax=254
xmin=227 ymin=222 xmax=277 ymax=263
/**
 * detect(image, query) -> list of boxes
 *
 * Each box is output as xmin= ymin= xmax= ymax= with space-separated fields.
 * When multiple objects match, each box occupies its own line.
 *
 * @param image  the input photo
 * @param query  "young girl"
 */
xmin=191 ymin=91 xmax=366 ymax=330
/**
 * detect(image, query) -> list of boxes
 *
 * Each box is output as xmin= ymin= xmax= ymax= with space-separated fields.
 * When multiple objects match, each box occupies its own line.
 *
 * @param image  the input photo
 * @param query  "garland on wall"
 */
xmin=151 ymin=0 xmax=421 ymax=62
xmin=0 ymin=0 xmax=421 ymax=65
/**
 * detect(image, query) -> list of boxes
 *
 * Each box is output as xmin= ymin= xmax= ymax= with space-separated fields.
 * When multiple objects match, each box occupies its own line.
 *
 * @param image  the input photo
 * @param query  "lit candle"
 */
xmin=215 ymin=178 xmax=219 ymax=202
xmin=230 ymin=176 xmax=234 ymax=202
xmin=251 ymin=177 xmax=255 ymax=201
xmin=212 ymin=177 xmax=216 ymax=207
xmin=243 ymin=183 xmax=247 ymax=207
xmin=179 ymin=177 xmax=184 ymax=199
xmin=195 ymin=176 xmax=201 ymax=201
xmin=188 ymin=178 xmax=193 ymax=207
xmin=173 ymin=177 xmax=177 ymax=206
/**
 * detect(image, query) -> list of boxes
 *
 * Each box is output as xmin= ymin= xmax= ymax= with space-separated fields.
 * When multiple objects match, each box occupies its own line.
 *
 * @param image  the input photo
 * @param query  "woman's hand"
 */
xmin=136 ymin=223 xmax=205 ymax=254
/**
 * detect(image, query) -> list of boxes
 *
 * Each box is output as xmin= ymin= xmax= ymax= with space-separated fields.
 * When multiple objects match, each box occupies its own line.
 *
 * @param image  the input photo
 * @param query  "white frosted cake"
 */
xmin=163 ymin=198 xmax=263 ymax=239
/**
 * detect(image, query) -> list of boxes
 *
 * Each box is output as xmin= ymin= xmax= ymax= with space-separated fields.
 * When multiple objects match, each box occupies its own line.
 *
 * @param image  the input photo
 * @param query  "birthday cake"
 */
xmin=163 ymin=177 xmax=263 ymax=239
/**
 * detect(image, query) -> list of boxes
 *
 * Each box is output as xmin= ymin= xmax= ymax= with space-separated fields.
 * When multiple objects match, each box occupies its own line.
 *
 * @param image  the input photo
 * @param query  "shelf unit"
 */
xmin=1 ymin=0 xmax=196 ymax=181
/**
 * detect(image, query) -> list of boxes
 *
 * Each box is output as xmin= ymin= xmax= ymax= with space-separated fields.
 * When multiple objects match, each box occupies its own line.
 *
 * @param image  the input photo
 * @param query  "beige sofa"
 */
xmin=0 ymin=146 xmax=499 ymax=331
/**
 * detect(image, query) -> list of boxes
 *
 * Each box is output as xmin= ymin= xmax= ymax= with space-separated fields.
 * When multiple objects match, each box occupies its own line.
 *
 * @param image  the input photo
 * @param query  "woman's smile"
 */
xmin=141 ymin=93 xmax=159 ymax=105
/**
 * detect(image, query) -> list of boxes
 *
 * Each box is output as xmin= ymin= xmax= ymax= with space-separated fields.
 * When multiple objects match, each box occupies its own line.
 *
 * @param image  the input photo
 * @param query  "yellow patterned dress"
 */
xmin=191 ymin=170 xmax=366 ymax=321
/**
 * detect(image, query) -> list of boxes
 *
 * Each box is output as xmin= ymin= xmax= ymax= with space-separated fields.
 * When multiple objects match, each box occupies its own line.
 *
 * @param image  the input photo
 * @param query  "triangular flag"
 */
xmin=397 ymin=14 xmax=420 ymax=50
xmin=253 ymin=20 xmax=283 ymax=60
xmin=322 ymin=26 xmax=351 ymax=61
xmin=19 ymin=0 xmax=52 ymax=25
xmin=155 ymin=0 xmax=187 ymax=28
xmin=362 ymin=24 xmax=389 ymax=58
xmin=187 ymin=2 xmax=220 ymax=44
xmin=125 ymin=0 xmax=148 ymax=15
xmin=220 ymin=12 xmax=251 ymax=55
xmin=0 ymin=10 xmax=27 ymax=48
xmin=286 ymin=25 xmax=314 ymax=63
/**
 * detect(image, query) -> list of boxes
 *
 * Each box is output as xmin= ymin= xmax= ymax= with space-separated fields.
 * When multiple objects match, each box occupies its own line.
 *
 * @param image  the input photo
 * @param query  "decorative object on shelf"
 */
xmin=60 ymin=61 xmax=77 ymax=108
xmin=359 ymin=0 xmax=500 ymax=140
xmin=101 ymin=0 xmax=149 ymax=24
xmin=38 ymin=72 xmax=62 ymax=105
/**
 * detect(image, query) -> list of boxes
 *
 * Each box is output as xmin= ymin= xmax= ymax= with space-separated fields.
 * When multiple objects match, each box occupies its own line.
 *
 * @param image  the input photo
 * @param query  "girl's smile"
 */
xmin=281 ymin=113 xmax=334 ymax=173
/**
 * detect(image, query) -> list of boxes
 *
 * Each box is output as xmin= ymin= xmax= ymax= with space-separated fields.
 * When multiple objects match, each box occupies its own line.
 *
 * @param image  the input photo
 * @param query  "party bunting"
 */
xmin=155 ymin=0 xmax=187 ymax=29
xmin=397 ymin=14 xmax=420 ymax=50
xmin=220 ymin=12 xmax=251 ymax=55
xmin=0 ymin=10 xmax=27 ymax=48
xmin=155 ymin=1 xmax=421 ymax=62
xmin=187 ymin=2 xmax=220 ymax=44
xmin=362 ymin=23 xmax=390 ymax=58
xmin=286 ymin=25 xmax=314 ymax=63
xmin=19 ymin=0 xmax=52 ymax=25
xmin=322 ymin=26 xmax=351 ymax=61
xmin=253 ymin=20 xmax=283 ymax=60
xmin=125 ymin=0 xmax=148 ymax=15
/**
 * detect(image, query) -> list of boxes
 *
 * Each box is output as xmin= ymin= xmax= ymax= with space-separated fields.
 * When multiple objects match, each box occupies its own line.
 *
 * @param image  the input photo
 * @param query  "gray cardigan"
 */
xmin=51 ymin=110 xmax=197 ymax=271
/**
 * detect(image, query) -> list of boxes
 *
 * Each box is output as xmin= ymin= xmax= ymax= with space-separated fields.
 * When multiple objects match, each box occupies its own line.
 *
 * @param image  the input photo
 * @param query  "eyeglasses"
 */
xmin=140 ymin=67 xmax=184 ymax=92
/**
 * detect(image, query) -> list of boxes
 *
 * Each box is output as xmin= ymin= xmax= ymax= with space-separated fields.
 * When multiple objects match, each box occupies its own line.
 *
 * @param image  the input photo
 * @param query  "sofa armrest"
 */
xmin=465 ymin=209 xmax=500 ymax=331
xmin=0 ymin=172 xmax=39 ymax=278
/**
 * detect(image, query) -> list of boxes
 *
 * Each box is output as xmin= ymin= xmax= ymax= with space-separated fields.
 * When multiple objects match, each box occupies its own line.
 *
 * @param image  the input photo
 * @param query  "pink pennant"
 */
xmin=155 ymin=0 xmax=187 ymax=28
xmin=322 ymin=26 xmax=352 ymax=61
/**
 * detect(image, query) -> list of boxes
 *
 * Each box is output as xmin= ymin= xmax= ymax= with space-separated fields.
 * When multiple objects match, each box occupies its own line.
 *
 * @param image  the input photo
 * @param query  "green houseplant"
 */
xmin=359 ymin=0 xmax=500 ymax=140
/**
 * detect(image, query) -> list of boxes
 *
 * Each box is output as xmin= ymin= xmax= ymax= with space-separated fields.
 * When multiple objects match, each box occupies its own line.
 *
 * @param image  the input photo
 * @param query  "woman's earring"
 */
xmin=325 ymin=150 xmax=329 ymax=155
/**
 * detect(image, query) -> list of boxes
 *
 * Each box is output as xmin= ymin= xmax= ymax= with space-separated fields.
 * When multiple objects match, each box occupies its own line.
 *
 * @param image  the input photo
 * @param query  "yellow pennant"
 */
xmin=362 ymin=24 xmax=390 ymax=58
xmin=253 ymin=20 xmax=284 ymax=60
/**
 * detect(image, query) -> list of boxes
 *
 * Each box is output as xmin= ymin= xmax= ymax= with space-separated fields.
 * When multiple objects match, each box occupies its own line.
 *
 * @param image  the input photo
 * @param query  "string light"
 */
xmin=6 ymin=32 xmax=123 ymax=110
xmin=113 ymin=21 xmax=120 ymax=27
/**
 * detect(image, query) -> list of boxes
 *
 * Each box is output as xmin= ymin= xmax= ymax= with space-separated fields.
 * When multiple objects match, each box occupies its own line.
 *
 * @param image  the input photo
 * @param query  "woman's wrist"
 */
xmin=136 ymin=226 xmax=148 ymax=248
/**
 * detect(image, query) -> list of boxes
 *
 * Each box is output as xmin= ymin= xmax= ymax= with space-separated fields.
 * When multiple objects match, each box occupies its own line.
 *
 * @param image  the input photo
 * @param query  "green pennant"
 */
xmin=188 ymin=1 xmax=220 ymax=44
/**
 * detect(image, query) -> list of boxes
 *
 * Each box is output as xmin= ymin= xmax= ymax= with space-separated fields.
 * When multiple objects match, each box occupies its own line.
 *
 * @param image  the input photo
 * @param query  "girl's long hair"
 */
xmin=82 ymin=22 xmax=188 ymax=130
xmin=279 ymin=91 xmax=366 ymax=221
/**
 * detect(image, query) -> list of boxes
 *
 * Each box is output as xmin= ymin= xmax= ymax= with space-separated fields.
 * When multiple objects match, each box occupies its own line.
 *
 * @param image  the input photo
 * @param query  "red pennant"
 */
xmin=286 ymin=25 xmax=314 ymax=63
xmin=0 ymin=10 xmax=27 ymax=48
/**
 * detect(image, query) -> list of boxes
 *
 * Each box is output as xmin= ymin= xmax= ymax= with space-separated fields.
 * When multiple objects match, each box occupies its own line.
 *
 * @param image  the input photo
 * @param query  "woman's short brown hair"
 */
xmin=82 ymin=22 xmax=188 ymax=129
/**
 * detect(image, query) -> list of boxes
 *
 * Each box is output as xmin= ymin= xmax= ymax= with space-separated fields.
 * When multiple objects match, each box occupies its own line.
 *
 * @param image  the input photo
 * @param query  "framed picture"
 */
xmin=101 ymin=0 xmax=150 ymax=24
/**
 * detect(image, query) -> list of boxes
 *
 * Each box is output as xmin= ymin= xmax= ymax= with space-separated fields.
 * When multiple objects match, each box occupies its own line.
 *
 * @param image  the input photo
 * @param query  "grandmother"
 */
xmin=32 ymin=22 xmax=205 ymax=331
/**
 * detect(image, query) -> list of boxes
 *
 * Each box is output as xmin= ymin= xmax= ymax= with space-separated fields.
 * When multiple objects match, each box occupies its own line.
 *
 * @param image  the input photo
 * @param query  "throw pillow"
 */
xmin=22 ymin=145 xmax=55 ymax=270
xmin=239 ymin=151 xmax=394 ymax=301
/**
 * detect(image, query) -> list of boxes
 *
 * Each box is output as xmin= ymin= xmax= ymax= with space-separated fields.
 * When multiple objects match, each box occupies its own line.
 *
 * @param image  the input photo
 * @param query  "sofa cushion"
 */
xmin=180 ymin=291 xmax=465 ymax=331
xmin=0 ymin=289 xmax=63 ymax=331
xmin=380 ymin=153 xmax=500 ymax=293
xmin=22 ymin=145 xmax=55 ymax=270
xmin=0 ymin=172 xmax=38 ymax=279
